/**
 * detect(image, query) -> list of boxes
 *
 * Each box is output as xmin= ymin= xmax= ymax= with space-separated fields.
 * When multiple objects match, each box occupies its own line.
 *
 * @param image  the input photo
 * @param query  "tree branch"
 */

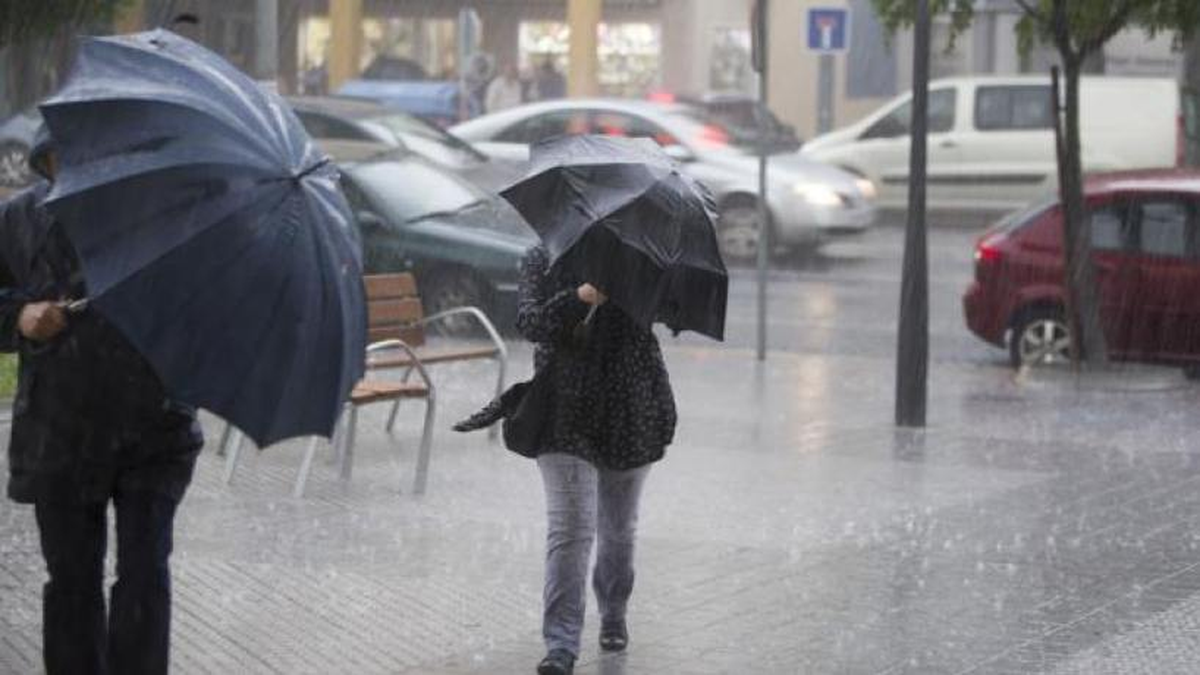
xmin=1078 ymin=0 xmax=1139 ymax=57
xmin=1012 ymin=0 xmax=1048 ymax=25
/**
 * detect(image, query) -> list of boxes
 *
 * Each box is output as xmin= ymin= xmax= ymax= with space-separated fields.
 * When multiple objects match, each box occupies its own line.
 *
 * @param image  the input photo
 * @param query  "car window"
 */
xmin=497 ymin=110 xmax=591 ymax=144
xmin=862 ymin=89 xmax=956 ymax=140
xmin=296 ymin=111 xmax=376 ymax=142
xmin=1136 ymin=200 xmax=1191 ymax=258
xmin=975 ymin=86 xmax=1053 ymax=131
xmin=351 ymin=159 xmax=488 ymax=223
xmin=589 ymin=110 xmax=680 ymax=146
xmin=1090 ymin=205 xmax=1130 ymax=252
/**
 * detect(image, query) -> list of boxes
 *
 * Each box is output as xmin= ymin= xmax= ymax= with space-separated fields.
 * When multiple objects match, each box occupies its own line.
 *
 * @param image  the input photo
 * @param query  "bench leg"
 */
xmin=222 ymin=430 xmax=245 ymax=485
xmin=293 ymin=436 xmax=322 ymax=498
xmin=339 ymin=405 xmax=359 ymax=482
xmin=487 ymin=354 xmax=508 ymax=442
xmin=328 ymin=409 xmax=347 ymax=466
xmin=386 ymin=367 xmax=416 ymax=434
xmin=215 ymin=424 xmax=233 ymax=457
xmin=410 ymin=392 xmax=437 ymax=495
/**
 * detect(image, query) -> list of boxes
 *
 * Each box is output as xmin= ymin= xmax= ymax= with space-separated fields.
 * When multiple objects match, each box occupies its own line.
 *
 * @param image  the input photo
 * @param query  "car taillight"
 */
xmin=1177 ymin=112 xmax=1186 ymax=167
xmin=974 ymin=240 xmax=1003 ymax=264
xmin=694 ymin=124 xmax=730 ymax=149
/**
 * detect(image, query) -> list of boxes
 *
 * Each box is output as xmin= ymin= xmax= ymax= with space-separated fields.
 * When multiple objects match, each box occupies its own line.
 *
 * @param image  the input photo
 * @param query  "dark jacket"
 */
xmin=0 ymin=183 xmax=202 ymax=504
xmin=516 ymin=246 xmax=676 ymax=470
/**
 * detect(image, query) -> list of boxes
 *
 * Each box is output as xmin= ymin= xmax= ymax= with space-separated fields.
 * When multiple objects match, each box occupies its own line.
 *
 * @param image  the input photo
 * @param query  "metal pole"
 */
xmin=755 ymin=0 xmax=770 ymax=361
xmin=254 ymin=0 xmax=279 ymax=86
xmin=817 ymin=53 xmax=835 ymax=134
xmin=894 ymin=0 xmax=930 ymax=427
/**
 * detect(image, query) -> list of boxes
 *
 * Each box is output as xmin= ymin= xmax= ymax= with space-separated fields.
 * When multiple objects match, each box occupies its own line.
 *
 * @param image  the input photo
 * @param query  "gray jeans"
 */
xmin=537 ymin=453 xmax=651 ymax=656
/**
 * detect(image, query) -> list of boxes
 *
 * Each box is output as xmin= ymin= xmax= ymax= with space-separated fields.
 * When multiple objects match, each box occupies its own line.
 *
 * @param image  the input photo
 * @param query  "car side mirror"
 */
xmin=663 ymin=144 xmax=696 ymax=163
xmin=357 ymin=211 xmax=386 ymax=231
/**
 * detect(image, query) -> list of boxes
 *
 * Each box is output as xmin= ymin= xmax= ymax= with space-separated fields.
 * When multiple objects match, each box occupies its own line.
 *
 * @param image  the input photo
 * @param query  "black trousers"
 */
xmin=34 ymin=490 xmax=180 ymax=675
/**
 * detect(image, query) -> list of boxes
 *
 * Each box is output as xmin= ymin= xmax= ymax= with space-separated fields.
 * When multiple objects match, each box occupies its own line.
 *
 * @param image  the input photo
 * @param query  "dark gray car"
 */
xmin=287 ymin=96 xmax=521 ymax=193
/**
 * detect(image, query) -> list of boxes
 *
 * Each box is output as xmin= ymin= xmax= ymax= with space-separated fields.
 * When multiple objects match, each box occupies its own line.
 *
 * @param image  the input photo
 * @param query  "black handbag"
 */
xmin=500 ymin=366 xmax=555 ymax=458
xmin=451 ymin=364 xmax=555 ymax=458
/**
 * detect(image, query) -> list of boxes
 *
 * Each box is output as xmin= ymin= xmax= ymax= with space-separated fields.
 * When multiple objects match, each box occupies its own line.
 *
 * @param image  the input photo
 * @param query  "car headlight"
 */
xmin=793 ymin=183 xmax=843 ymax=207
xmin=854 ymin=177 xmax=877 ymax=201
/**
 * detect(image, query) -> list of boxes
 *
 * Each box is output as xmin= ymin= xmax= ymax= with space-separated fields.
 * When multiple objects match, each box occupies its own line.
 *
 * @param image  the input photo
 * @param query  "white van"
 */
xmin=801 ymin=76 xmax=1191 ymax=213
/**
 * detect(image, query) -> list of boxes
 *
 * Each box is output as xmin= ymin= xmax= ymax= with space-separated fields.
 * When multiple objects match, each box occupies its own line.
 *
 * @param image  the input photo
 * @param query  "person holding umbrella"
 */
xmin=457 ymin=135 xmax=727 ymax=674
xmin=0 ymin=130 xmax=203 ymax=674
xmin=1 ymin=28 xmax=366 ymax=675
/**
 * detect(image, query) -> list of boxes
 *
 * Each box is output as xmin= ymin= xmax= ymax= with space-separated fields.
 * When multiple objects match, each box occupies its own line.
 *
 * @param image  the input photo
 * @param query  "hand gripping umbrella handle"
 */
xmin=572 ymin=304 xmax=600 ymax=345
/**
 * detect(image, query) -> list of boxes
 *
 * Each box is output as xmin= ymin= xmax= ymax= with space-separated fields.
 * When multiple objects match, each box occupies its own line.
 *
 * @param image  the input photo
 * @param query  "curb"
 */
xmin=1013 ymin=363 xmax=1190 ymax=393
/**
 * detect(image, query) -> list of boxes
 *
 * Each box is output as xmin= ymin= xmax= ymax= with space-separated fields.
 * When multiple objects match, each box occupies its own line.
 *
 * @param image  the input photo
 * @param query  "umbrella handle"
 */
xmin=64 ymin=298 xmax=90 ymax=314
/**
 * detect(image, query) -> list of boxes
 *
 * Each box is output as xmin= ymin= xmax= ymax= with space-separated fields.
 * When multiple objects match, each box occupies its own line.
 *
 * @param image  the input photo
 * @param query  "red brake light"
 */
xmin=647 ymin=90 xmax=676 ymax=104
xmin=975 ymin=239 xmax=1003 ymax=264
xmin=694 ymin=124 xmax=730 ymax=149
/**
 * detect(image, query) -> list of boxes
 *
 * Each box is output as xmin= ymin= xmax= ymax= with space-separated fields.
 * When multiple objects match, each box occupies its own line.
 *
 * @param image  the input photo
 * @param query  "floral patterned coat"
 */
xmin=516 ymin=246 xmax=677 ymax=470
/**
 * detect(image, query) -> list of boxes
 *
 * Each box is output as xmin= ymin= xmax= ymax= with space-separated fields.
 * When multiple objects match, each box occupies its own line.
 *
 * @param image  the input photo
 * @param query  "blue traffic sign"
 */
xmin=807 ymin=8 xmax=850 ymax=52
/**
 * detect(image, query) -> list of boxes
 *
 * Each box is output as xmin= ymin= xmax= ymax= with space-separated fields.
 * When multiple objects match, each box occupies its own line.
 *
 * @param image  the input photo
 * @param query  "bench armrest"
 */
xmin=366 ymin=339 xmax=436 ymax=392
xmin=412 ymin=307 xmax=508 ymax=361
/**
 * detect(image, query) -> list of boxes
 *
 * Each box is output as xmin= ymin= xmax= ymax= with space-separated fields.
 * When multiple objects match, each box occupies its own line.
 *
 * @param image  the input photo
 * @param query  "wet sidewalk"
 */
xmin=3 ymin=338 xmax=1200 ymax=674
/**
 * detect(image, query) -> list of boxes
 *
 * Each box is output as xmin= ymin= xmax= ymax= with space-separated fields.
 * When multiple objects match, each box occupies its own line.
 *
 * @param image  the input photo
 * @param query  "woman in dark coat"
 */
xmin=516 ymin=245 xmax=677 ymax=675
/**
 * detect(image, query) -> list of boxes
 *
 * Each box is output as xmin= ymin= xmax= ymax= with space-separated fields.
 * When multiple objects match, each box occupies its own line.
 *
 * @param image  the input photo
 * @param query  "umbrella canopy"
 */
xmin=38 ymin=29 xmax=366 ymax=447
xmin=501 ymin=135 xmax=727 ymax=340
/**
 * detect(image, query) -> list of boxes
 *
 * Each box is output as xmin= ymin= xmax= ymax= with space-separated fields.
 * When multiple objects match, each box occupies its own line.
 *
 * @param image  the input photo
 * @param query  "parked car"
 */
xmin=653 ymin=91 xmax=802 ymax=153
xmin=287 ymin=95 xmax=521 ymax=192
xmin=452 ymin=98 xmax=875 ymax=262
xmin=0 ymin=109 xmax=40 ymax=188
xmin=321 ymin=140 xmax=537 ymax=335
xmin=963 ymin=169 xmax=1200 ymax=368
xmin=337 ymin=80 xmax=474 ymax=128
xmin=804 ymin=76 xmax=1194 ymax=215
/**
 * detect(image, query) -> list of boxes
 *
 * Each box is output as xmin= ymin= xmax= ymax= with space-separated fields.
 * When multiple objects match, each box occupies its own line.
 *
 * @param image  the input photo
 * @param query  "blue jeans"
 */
xmin=537 ymin=453 xmax=651 ymax=656
xmin=35 ymin=490 xmax=180 ymax=675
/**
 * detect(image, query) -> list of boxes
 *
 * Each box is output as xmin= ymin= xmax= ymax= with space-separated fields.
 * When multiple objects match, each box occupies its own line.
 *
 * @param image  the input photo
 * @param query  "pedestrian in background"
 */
xmin=487 ymin=62 xmax=525 ymax=112
xmin=0 ymin=129 xmax=203 ymax=675
xmin=515 ymin=245 xmax=677 ymax=675
xmin=533 ymin=58 xmax=567 ymax=101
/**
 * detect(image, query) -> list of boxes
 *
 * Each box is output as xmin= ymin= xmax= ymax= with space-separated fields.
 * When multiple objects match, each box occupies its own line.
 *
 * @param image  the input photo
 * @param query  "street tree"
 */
xmin=871 ymin=0 xmax=1199 ymax=366
xmin=1 ymin=1 xmax=129 ymax=113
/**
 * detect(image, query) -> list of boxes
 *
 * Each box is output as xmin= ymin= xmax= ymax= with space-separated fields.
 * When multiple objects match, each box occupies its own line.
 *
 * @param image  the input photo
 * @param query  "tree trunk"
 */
xmin=1059 ymin=58 xmax=1109 ymax=365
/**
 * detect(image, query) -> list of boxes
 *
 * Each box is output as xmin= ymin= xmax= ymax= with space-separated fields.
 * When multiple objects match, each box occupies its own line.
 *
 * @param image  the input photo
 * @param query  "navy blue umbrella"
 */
xmin=501 ymin=135 xmax=728 ymax=340
xmin=38 ymin=30 xmax=366 ymax=447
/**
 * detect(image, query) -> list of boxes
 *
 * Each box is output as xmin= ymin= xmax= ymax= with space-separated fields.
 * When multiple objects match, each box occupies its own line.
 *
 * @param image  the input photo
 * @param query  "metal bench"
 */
xmin=221 ymin=272 xmax=508 ymax=496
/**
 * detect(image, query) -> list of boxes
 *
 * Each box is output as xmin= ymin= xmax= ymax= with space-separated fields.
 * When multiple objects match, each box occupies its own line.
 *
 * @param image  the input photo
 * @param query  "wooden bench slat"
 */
xmin=351 ymin=379 xmax=430 ymax=405
xmin=367 ymin=346 xmax=500 ymax=370
xmin=367 ymin=326 xmax=425 ymax=347
xmin=364 ymin=273 xmax=418 ymax=300
xmin=369 ymin=298 xmax=423 ymax=326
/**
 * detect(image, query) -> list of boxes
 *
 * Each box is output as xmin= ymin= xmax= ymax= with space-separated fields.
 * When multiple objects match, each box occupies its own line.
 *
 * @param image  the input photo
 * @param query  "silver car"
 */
xmin=451 ymin=99 xmax=876 ymax=261
xmin=0 ymin=109 xmax=40 ymax=188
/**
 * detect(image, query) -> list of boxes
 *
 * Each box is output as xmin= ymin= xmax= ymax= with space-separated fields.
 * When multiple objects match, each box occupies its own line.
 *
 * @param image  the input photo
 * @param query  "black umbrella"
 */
xmin=501 ymin=135 xmax=728 ymax=340
xmin=38 ymin=30 xmax=366 ymax=447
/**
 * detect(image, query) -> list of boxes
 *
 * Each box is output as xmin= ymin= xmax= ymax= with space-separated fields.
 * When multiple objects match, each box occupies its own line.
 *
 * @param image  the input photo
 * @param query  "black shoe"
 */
xmin=599 ymin=619 xmax=628 ymax=652
xmin=537 ymin=648 xmax=575 ymax=675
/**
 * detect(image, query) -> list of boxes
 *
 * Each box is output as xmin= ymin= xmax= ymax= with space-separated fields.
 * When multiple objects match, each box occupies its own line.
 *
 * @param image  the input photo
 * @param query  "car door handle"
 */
xmin=938 ymin=139 xmax=958 ymax=149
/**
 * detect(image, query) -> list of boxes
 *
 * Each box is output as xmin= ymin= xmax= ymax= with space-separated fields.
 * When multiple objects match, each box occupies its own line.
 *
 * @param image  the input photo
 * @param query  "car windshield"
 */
xmin=352 ymin=158 xmax=487 ymax=223
xmin=364 ymin=114 xmax=487 ymax=165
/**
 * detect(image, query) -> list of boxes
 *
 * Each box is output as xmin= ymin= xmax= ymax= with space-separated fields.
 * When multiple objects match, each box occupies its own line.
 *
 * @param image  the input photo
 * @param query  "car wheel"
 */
xmin=717 ymin=200 xmax=763 ymax=263
xmin=1010 ymin=307 xmax=1072 ymax=368
xmin=421 ymin=269 xmax=488 ymax=338
xmin=0 ymin=142 xmax=32 ymax=187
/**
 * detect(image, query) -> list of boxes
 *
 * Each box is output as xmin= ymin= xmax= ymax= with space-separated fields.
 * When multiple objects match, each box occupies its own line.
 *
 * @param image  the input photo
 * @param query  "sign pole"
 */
xmin=752 ymin=0 xmax=770 ymax=361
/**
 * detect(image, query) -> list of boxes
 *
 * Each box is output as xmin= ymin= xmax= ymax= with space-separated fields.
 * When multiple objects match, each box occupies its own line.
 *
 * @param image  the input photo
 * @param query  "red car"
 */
xmin=964 ymin=169 xmax=1200 ymax=368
